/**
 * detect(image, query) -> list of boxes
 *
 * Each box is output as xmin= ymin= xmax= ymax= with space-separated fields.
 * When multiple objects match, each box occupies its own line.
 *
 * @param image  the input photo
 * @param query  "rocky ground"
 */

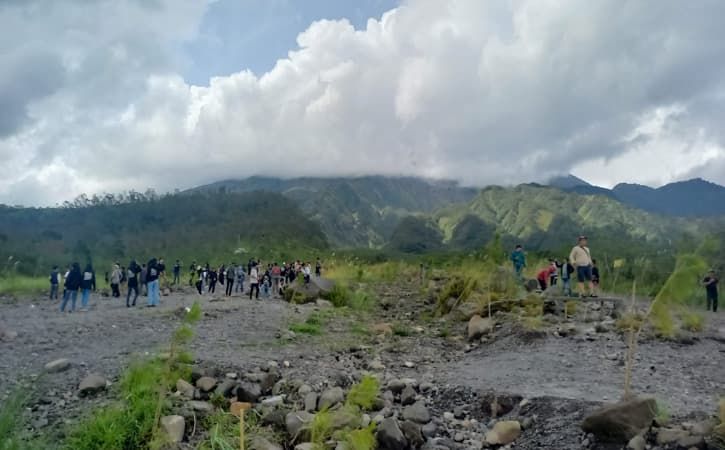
xmin=0 ymin=280 xmax=724 ymax=449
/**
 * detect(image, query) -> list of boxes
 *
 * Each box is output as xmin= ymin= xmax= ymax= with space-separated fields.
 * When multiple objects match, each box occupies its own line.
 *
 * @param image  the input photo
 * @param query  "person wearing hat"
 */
xmin=569 ymin=235 xmax=595 ymax=298
xmin=702 ymin=270 xmax=719 ymax=313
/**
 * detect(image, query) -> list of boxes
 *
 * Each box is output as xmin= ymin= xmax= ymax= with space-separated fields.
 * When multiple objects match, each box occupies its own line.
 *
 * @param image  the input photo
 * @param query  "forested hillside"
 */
xmin=0 ymin=192 xmax=327 ymax=276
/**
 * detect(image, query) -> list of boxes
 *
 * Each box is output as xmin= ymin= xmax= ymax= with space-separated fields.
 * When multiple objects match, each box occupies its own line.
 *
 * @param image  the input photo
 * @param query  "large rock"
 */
xmin=581 ymin=397 xmax=657 ymax=443
xmin=284 ymin=278 xmax=336 ymax=304
xmin=402 ymin=402 xmax=431 ymax=424
xmin=251 ymin=437 xmax=283 ymax=450
xmin=400 ymin=420 xmax=425 ymax=449
xmin=467 ymin=315 xmax=494 ymax=341
xmin=176 ymin=379 xmax=195 ymax=398
xmin=401 ymin=385 xmax=417 ymax=406
xmin=377 ymin=418 xmax=408 ymax=450
xmin=318 ymin=387 xmax=344 ymax=410
xmin=78 ymin=374 xmax=107 ymax=396
xmin=485 ymin=420 xmax=521 ymax=445
xmin=215 ymin=379 xmax=238 ymax=397
xmin=235 ymin=382 xmax=262 ymax=403
xmin=286 ymin=411 xmax=314 ymax=441
xmin=304 ymin=392 xmax=318 ymax=412
xmin=196 ymin=376 xmax=218 ymax=392
xmin=161 ymin=415 xmax=185 ymax=443
xmin=45 ymin=358 xmax=71 ymax=373
xmin=330 ymin=409 xmax=360 ymax=431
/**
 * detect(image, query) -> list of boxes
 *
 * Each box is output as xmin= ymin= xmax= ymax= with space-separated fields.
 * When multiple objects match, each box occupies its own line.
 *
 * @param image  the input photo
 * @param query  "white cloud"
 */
xmin=1 ymin=0 xmax=725 ymax=205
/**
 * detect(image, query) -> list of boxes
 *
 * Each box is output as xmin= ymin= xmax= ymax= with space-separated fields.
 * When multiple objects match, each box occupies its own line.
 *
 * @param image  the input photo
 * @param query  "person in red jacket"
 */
xmin=537 ymin=265 xmax=557 ymax=291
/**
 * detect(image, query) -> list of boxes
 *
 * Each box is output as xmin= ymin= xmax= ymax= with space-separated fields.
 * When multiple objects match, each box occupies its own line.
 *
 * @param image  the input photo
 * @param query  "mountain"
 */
xmin=613 ymin=178 xmax=725 ymax=217
xmin=0 ymin=192 xmax=327 ymax=276
xmin=188 ymin=176 xmax=478 ymax=247
xmin=548 ymin=175 xmax=725 ymax=217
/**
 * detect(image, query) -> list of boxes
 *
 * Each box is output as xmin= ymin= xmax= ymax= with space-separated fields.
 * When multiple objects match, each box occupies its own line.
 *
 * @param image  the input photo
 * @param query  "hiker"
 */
xmin=188 ymin=261 xmax=197 ymax=286
xmin=173 ymin=260 xmax=181 ymax=285
xmin=235 ymin=264 xmax=246 ymax=293
xmin=591 ymin=259 xmax=600 ymax=295
xmin=157 ymin=258 xmax=166 ymax=287
xmin=140 ymin=264 xmax=148 ymax=296
xmin=548 ymin=260 xmax=559 ymax=287
xmin=510 ymin=245 xmax=526 ymax=279
xmin=80 ymin=263 xmax=96 ymax=311
xmin=225 ymin=265 xmax=235 ymax=296
xmin=703 ymin=270 xmax=719 ymax=312
xmin=195 ymin=265 xmax=204 ymax=295
xmin=303 ymin=262 xmax=312 ymax=284
xmin=249 ymin=263 xmax=260 ymax=300
xmin=536 ymin=265 xmax=556 ymax=291
xmin=208 ymin=267 xmax=217 ymax=294
xmin=60 ymin=262 xmax=82 ymax=312
xmin=218 ymin=265 xmax=226 ymax=286
xmin=569 ymin=235 xmax=596 ymax=298
xmin=315 ymin=258 xmax=322 ymax=277
xmin=62 ymin=265 xmax=70 ymax=299
xmin=146 ymin=258 xmax=160 ymax=307
xmin=110 ymin=263 xmax=122 ymax=298
xmin=560 ymin=258 xmax=575 ymax=297
xmin=126 ymin=260 xmax=142 ymax=307
xmin=49 ymin=266 xmax=60 ymax=300
xmin=271 ymin=263 xmax=282 ymax=296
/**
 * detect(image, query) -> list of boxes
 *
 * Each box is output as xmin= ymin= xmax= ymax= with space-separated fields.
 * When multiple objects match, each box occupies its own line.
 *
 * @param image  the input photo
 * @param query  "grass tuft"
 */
xmin=346 ymin=375 xmax=380 ymax=410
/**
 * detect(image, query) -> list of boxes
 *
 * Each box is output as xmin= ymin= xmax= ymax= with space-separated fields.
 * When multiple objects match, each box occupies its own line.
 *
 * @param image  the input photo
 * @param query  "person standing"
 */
xmin=188 ymin=260 xmax=197 ymax=286
xmin=80 ymin=263 xmax=96 ymax=311
xmin=703 ymin=270 xmax=719 ymax=313
xmin=569 ymin=236 xmax=595 ymax=298
xmin=60 ymin=262 xmax=82 ymax=312
xmin=157 ymin=258 xmax=166 ymax=289
xmin=271 ymin=263 xmax=281 ymax=296
xmin=207 ymin=267 xmax=217 ymax=294
xmin=49 ymin=266 xmax=60 ymax=300
xmin=126 ymin=260 xmax=142 ymax=307
xmin=510 ymin=245 xmax=526 ymax=280
xmin=249 ymin=263 xmax=260 ymax=300
xmin=140 ymin=264 xmax=148 ymax=296
xmin=561 ymin=258 xmax=574 ymax=297
xmin=315 ymin=258 xmax=322 ymax=277
xmin=173 ymin=260 xmax=181 ymax=285
xmin=225 ymin=264 xmax=235 ymax=296
xmin=591 ymin=259 xmax=601 ymax=296
xmin=110 ymin=263 xmax=122 ymax=298
xmin=146 ymin=258 xmax=160 ymax=307
xmin=235 ymin=263 xmax=246 ymax=294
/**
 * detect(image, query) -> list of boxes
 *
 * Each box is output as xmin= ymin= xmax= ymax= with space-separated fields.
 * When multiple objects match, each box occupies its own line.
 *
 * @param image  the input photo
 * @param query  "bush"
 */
xmin=346 ymin=376 xmax=380 ymax=410
xmin=680 ymin=310 xmax=705 ymax=332
xmin=327 ymin=284 xmax=350 ymax=307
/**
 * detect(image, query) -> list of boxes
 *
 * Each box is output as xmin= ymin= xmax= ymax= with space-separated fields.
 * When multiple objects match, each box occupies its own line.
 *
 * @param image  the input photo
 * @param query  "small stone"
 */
xmin=467 ymin=315 xmax=494 ymax=341
xmin=422 ymin=422 xmax=438 ymax=438
xmin=78 ymin=373 xmax=107 ymax=396
xmin=453 ymin=406 xmax=465 ymax=419
xmin=677 ymin=434 xmax=704 ymax=448
xmin=196 ymin=376 xmax=217 ymax=392
xmin=160 ymin=415 xmax=185 ymax=443
xmin=402 ymin=401 xmax=431 ymax=424
xmin=656 ymin=428 xmax=689 ymax=445
xmin=44 ymin=358 xmax=71 ymax=373
xmin=361 ymin=414 xmax=371 ymax=428
xmin=485 ymin=421 xmax=521 ymax=445
xmin=298 ymin=384 xmax=313 ymax=396
xmin=262 ymin=395 xmax=285 ymax=407
xmin=316 ymin=299 xmax=333 ymax=308
xmin=368 ymin=359 xmax=386 ymax=371
xmin=294 ymin=444 xmax=314 ymax=450
xmin=235 ymin=382 xmax=262 ymax=403
xmin=318 ymin=387 xmax=344 ymax=410
xmin=627 ymin=434 xmax=645 ymax=450
xmin=225 ymin=372 xmax=238 ymax=379
xmin=251 ymin=437 xmax=283 ymax=450
xmin=304 ymin=392 xmax=318 ymax=412
xmin=453 ymin=433 xmax=465 ymax=442
xmin=283 ymin=361 xmax=291 ymax=368
xmin=401 ymin=420 xmax=425 ymax=448
xmin=443 ymin=412 xmax=455 ymax=421
xmin=387 ymin=379 xmax=407 ymax=394
xmin=419 ymin=382 xmax=434 ymax=393
xmin=401 ymin=385 xmax=417 ymax=406
xmin=286 ymin=411 xmax=314 ymax=440
xmin=404 ymin=361 xmax=415 ymax=368
xmin=187 ymin=400 xmax=213 ymax=412
xmin=377 ymin=418 xmax=408 ymax=450
xmin=215 ymin=379 xmax=238 ymax=397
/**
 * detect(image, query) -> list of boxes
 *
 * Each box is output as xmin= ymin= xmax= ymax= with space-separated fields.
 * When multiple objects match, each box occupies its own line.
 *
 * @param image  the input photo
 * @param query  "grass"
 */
xmin=289 ymin=313 xmax=325 ymax=335
xmin=392 ymin=323 xmax=412 ymax=337
xmin=346 ymin=375 xmax=380 ymax=410
xmin=198 ymin=409 xmax=281 ymax=450
xmin=680 ymin=309 xmax=705 ymax=332
xmin=310 ymin=410 xmax=334 ymax=448
xmin=0 ymin=384 xmax=45 ymax=450
xmin=342 ymin=425 xmax=376 ymax=450
xmin=0 ymin=275 xmax=48 ymax=296
xmin=654 ymin=400 xmax=671 ymax=425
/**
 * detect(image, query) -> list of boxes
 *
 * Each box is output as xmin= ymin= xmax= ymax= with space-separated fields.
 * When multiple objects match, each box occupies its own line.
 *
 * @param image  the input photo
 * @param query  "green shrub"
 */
xmin=289 ymin=313 xmax=325 ymax=335
xmin=680 ymin=310 xmax=705 ymax=332
xmin=346 ymin=376 xmax=380 ymax=410
xmin=327 ymin=284 xmax=350 ymax=307
xmin=392 ymin=323 xmax=412 ymax=337
xmin=310 ymin=410 xmax=333 ymax=447
xmin=343 ymin=424 xmax=377 ymax=450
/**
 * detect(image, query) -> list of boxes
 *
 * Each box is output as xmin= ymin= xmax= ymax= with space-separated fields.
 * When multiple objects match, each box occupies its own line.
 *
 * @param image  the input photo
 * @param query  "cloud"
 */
xmin=1 ymin=0 xmax=725 ymax=205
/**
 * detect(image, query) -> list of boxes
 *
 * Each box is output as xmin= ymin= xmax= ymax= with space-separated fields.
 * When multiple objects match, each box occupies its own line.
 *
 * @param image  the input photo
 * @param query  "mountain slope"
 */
xmin=189 ymin=176 xmax=478 ymax=247
xmin=613 ymin=178 xmax=725 ymax=217
xmin=0 ymin=192 xmax=327 ymax=276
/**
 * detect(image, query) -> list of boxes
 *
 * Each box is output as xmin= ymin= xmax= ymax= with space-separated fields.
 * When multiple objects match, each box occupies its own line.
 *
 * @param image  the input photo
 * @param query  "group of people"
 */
xmin=186 ymin=259 xmax=322 ymax=300
xmin=49 ymin=256 xmax=324 ymax=312
xmin=510 ymin=235 xmax=720 ymax=312
xmin=511 ymin=236 xmax=600 ymax=298
xmin=51 ymin=258 xmax=166 ymax=312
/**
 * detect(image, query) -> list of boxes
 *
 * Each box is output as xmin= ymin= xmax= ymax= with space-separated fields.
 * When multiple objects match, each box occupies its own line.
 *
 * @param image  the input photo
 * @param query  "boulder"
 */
xmin=467 ymin=315 xmax=494 ymax=341
xmin=304 ymin=392 xmax=318 ymax=412
xmin=286 ymin=411 xmax=314 ymax=441
xmin=160 ymin=415 xmax=185 ymax=443
xmin=251 ymin=437 xmax=283 ymax=450
xmin=44 ymin=358 xmax=71 ymax=373
xmin=402 ymin=402 xmax=431 ymax=424
xmin=78 ymin=374 xmax=107 ymax=396
xmin=284 ymin=278 xmax=336 ymax=304
xmin=485 ymin=420 xmax=521 ymax=445
xmin=261 ymin=408 xmax=290 ymax=429
xmin=377 ymin=418 xmax=408 ymax=450
xmin=235 ymin=382 xmax=262 ymax=403
xmin=524 ymin=279 xmax=539 ymax=292
xmin=196 ymin=376 xmax=217 ymax=392
xmin=318 ymin=387 xmax=344 ymax=410
xmin=215 ymin=379 xmax=238 ymax=398
xmin=176 ymin=379 xmax=195 ymax=398
xmin=387 ymin=379 xmax=407 ymax=394
xmin=400 ymin=420 xmax=425 ymax=449
xmin=581 ymin=397 xmax=657 ymax=443
xmin=401 ymin=385 xmax=417 ymax=406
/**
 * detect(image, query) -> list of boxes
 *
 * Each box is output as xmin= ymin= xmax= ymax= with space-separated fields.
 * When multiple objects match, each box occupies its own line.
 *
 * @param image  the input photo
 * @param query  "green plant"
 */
xmin=346 ymin=375 xmax=380 ymax=410
xmin=655 ymin=400 xmax=671 ymax=425
xmin=348 ymin=289 xmax=374 ymax=311
xmin=327 ymin=284 xmax=351 ymax=307
xmin=198 ymin=411 xmax=238 ymax=450
xmin=289 ymin=313 xmax=325 ymax=335
xmin=310 ymin=409 xmax=333 ymax=448
xmin=0 ymin=384 xmax=38 ymax=450
xmin=680 ymin=309 xmax=705 ymax=332
xmin=392 ymin=323 xmax=412 ymax=337
xmin=0 ymin=275 xmax=48 ymax=296
xmin=342 ymin=424 xmax=377 ymax=450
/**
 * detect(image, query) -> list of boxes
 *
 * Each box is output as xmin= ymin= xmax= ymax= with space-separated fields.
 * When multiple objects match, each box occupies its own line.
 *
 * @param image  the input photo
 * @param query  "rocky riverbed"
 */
xmin=1 ymin=280 xmax=724 ymax=449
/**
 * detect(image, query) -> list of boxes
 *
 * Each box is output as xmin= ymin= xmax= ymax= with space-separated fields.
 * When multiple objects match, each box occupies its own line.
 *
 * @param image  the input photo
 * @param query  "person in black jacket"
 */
xmin=208 ymin=268 xmax=217 ymax=294
xmin=80 ymin=263 xmax=96 ymax=311
xmin=126 ymin=260 xmax=142 ymax=307
xmin=61 ymin=262 xmax=82 ymax=312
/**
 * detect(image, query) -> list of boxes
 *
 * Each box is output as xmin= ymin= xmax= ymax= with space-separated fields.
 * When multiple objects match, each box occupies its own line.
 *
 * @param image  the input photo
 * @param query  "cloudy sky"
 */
xmin=1 ymin=0 xmax=724 ymax=206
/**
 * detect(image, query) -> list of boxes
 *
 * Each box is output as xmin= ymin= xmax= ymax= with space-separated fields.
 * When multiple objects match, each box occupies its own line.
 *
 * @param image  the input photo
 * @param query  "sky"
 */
xmin=1 ymin=0 xmax=725 ymax=206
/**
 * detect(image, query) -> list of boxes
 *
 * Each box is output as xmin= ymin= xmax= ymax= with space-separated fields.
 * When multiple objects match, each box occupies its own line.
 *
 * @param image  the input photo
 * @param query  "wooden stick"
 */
xmin=240 ymin=409 xmax=245 ymax=450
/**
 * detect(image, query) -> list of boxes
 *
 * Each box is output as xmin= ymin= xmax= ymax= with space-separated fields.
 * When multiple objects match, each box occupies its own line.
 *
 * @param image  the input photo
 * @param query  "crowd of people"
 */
xmin=511 ymin=235 xmax=719 ymax=312
xmin=49 ymin=256 xmax=323 ymax=313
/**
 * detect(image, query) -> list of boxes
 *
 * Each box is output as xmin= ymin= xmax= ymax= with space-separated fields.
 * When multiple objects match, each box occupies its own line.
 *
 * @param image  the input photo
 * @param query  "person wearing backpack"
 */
xmin=225 ymin=264 xmax=236 ymax=296
xmin=49 ymin=266 xmax=60 ymax=300
xmin=61 ymin=262 xmax=82 ymax=312
xmin=126 ymin=260 xmax=142 ymax=307
xmin=80 ymin=263 xmax=96 ymax=311
xmin=110 ymin=263 xmax=122 ymax=298
xmin=146 ymin=258 xmax=160 ymax=307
